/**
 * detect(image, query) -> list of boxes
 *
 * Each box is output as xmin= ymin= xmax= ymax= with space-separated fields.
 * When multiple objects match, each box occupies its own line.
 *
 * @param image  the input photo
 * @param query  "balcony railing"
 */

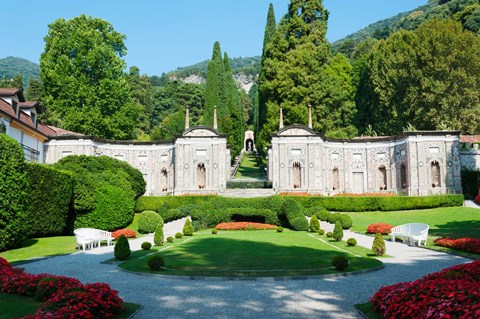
xmin=21 ymin=144 xmax=40 ymax=162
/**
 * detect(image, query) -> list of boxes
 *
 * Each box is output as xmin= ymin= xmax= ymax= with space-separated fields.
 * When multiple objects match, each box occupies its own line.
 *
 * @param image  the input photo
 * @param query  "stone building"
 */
xmin=267 ymin=107 xmax=463 ymax=195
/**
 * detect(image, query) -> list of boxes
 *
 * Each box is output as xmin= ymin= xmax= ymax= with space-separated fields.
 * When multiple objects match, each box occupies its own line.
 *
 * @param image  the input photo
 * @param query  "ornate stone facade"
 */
xmin=268 ymin=125 xmax=463 ymax=195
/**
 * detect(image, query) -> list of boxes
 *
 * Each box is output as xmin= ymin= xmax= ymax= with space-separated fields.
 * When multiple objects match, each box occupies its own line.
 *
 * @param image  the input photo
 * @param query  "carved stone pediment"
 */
xmin=183 ymin=126 xmax=219 ymax=137
xmin=278 ymin=125 xmax=316 ymax=136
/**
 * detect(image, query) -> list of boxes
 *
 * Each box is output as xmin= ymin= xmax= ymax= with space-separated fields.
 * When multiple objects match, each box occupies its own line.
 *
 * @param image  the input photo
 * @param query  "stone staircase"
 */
xmin=222 ymin=188 xmax=275 ymax=198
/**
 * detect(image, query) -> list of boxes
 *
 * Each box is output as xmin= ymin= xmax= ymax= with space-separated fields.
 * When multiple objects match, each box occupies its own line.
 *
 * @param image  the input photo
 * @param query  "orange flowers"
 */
xmin=215 ymin=222 xmax=277 ymax=230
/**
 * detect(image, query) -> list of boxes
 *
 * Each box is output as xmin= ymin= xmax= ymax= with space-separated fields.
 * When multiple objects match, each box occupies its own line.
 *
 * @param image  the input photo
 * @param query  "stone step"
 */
xmin=221 ymin=188 xmax=275 ymax=198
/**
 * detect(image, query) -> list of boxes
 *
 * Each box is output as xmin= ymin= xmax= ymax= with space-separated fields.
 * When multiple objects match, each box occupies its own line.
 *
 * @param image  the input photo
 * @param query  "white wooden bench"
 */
xmin=74 ymin=228 xmax=114 ymax=250
xmin=390 ymin=223 xmax=429 ymax=246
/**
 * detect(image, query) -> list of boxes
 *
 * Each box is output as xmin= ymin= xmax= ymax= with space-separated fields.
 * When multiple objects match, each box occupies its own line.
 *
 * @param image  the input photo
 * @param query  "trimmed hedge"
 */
xmin=26 ymin=163 xmax=74 ymax=237
xmin=226 ymin=180 xmax=272 ymax=189
xmin=461 ymin=169 xmax=480 ymax=200
xmin=0 ymin=134 xmax=29 ymax=251
xmin=227 ymin=208 xmax=280 ymax=225
xmin=284 ymin=194 xmax=463 ymax=212
xmin=279 ymin=199 xmax=308 ymax=231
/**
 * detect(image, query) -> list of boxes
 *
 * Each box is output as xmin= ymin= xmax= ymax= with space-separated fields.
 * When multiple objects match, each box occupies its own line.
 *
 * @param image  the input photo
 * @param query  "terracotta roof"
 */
xmin=0 ymin=88 xmax=25 ymax=102
xmin=38 ymin=123 xmax=57 ymax=136
xmin=461 ymin=135 xmax=480 ymax=143
xmin=46 ymin=125 xmax=84 ymax=137
xmin=19 ymin=101 xmax=38 ymax=108
xmin=0 ymin=98 xmax=16 ymax=117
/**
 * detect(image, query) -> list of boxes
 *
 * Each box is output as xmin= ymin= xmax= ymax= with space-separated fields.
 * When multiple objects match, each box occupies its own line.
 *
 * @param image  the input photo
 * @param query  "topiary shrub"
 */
xmin=331 ymin=256 xmax=349 ymax=271
xmin=318 ymin=229 xmax=325 ymax=235
xmin=333 ymin=221 xmax=344 ymax=242
xmin=327 ymin=213 xmax=341 ymax=224
xmin=147 ymin=256 xmax=164 ymax=271
xmin=114 ymin=235 xmax=131 ymax=260
xmin=326 ymin=231 xmax=333 ymax=238
xmin=315 ymin=207 xmax=331 ymax=221
xmin=141 ymin=242 xmax=152 ymax=250
xmin=347 ymin=238 xmax=357 ymax=247
xmin=154 ymin=224 xmax=164 ymax=246
xmin=212 ymin=228 xmax=218 ymax=234
xmin=279 ymin=199 xmax=309 ymax=231
xmin=183 ymin=219 xmax=194 ymax=236
xmin=138 ymin=211 xmax=163 ymax=234
xmin=338 ymin=214 xmax=353 ymax=229
xmin=277 ymin=226 xmax=284 ymax=233
xmin=175 ymin=232 xmax=183 ymax=239
xmin=167 ymin=236 xmax=174 ymax=243
xmin=372 ymin=233 xmax=386 ymax=256
xmin=0 ymin=134 xmax=28 ymax=251
xmin=309 ymin=215 xmax=320 ymax=233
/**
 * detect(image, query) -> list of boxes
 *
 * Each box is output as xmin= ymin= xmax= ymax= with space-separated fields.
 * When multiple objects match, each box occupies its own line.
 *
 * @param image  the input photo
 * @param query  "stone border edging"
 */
xmin=116 ymin=262 xmax=385 ymax=281
xmin=126 ymin=304 xmax=143 ymax=319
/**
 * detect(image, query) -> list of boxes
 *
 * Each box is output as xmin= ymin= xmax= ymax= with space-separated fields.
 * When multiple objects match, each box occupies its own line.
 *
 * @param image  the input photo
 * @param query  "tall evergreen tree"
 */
xmin=204 ymin=42 xmax=227 ymax=128
xmin=257 ymin=3 xmax=277 ymax=140
xmin=257 ymin=0 xmax=356 ymax=154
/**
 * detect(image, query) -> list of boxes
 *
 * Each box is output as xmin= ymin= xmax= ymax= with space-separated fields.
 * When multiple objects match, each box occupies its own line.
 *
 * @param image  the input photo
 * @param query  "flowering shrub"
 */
xmin=279 ymin=192 xmax=322 ymax=196
xmin=215 ymin=222 xmax=277 ymax=230
xmin=371 ymin=260 xmax=480 ymax=319
xmin=0 ymin=257 xmax=123 ymax=318
xmin=367 ymin=223 xmax=393 ymax=235
xmin=112 ymin=229 xmax=137 ymax=240
xmin=435 ymin=237 xmax=480 ymax=255
xmin=334 ymin=192 xmax=396 ymax=197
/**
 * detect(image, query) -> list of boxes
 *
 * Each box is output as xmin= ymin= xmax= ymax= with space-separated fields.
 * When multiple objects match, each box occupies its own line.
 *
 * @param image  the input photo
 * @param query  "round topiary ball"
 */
xmin=175 ymin=232 xmax=183 ymax=239
xmin=318 ymin=229 xmax=325 ymax=235
xmin=276 ymin=226 xmax=284 ymax=233
xmin=212 ymin=228 xmax=218 ymax=234
xmin=167 ymin=236 xmax=174 ymax=243
xmin=138 ymin=211 xmax=164 ymax=234
xmin=331 ymin=256 xmax=349 ymax=271
xmin=147 ymin=256 xmax=164 ymax=271
xmin=141 ymin=242 xmax=152 ymax=250
xmin=326 ymin=232 xmax=333 ymax=238
xmin=347 ymin=238 xmax=357 ymax=247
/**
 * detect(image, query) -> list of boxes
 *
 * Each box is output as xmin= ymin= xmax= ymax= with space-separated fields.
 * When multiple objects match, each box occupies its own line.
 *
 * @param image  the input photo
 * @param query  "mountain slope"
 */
xmin=0 ymin=56 xmax=40 ymax=87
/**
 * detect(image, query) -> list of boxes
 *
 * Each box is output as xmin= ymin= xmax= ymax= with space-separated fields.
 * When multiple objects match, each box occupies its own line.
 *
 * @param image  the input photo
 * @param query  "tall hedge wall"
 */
xmin=27 ymin=163 xmax=74 ymax=237
xmin=0 ymin=134 xmax=28 ymax=251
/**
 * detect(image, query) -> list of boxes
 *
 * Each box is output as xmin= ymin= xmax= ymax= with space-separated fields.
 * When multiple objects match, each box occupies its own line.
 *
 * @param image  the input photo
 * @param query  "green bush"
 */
xmin=309 ymin=215 xmax=320 ymax=232
xmin=114 ymin=235 xmax=131 ymax=260
xmin=26 ymin=163 xmax=74 ymax=237
xmin=333 ymin=221 xmax=343 ymax=242
xmin=326 ymin=232 xmax=333 ymax=238
xmin=212 ymin=228 xmax=218 ymax=234
xmin=53 ymin=155 xmax=141 ymax=231
xmin=154 ymin=224 xmax=164 ymax=246
xmin=183 ymin=219 xmax=194 ymax=236
xmin=279 ymin=199 xmax=308 ymax=231
xmin=331 ymin=256 xmax=349 ymax=270
xmin=167 ymin=236 xmax=174 ymax=243
xmin=141 ymin=242 xmax=152 ymax=250
xmin=347 ymin=238 xmax=357 ymax=246
xmin=138 ymin=211 xmax=163 ymax=234
xmin=461 ymin=169 xmax=480 ymax=200
xmin=175 ymin=232 xmax=183 ymax=239
xmin=147 ymin=256 xmax=164 ymax=271
xmin=326 ymin=213 xmax=340 ymax=224
xmin=338 ymin=214 xmax=353 ymax=229
xmin=0 ymin=134 xmax=29 ymax=251
xmin=318 ymin=229 xmax=325 ymax=235
xmin=227 ymin=208 xmax=280 ymax=225
xmin=159 ymin=208 xmax=185 ymax=223
xmin=276 ymin=226 xmax=284 ymax=233
xmin=226 ymin=180 xmax=272 ymax=189
xmin=372 ymin=233 xmax=386 ymax=256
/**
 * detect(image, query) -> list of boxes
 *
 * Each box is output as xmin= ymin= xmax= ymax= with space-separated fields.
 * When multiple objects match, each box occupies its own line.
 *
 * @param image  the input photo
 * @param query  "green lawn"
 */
xmin=0 ymin=236 xmax=77 ymax=264
xmin=0 ymin=293 xmax=141 ymax=319
xmin=234 ymin=152 xmax=264 ymax=179
xmin=354 ymin=302 xmax=382 ymax=319
xmin=119 ymin=230 xmax=383 ymax=277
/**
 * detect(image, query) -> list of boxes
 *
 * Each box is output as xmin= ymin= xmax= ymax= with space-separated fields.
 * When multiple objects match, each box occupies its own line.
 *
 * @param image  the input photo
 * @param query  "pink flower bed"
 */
xmin=216 ymin=222 xmax=277 ymax=230
xmin=435 ymin=237 xmax=480 ymax=255
xmin=371 ymin=260 xmax=480 ymax=319
xmin=112 ymin=229 xmax=137 ymax=240
xmin=0 ymin=257 xmax=123 ymax=318
xmin=366 ymin=223 xmax=393 ymax=235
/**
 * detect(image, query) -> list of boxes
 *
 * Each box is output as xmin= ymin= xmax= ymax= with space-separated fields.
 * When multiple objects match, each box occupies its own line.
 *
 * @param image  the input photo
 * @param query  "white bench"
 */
xmin=74 ymin=228 xmax=114 ymax=250
xmin=390 ymin=223 xmax=429 ymax=246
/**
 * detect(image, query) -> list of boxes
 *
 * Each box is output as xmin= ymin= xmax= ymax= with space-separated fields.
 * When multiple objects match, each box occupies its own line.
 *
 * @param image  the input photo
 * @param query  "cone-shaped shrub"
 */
xmin=372 ymin=233 xmax=386 ymax=256
xmin=114 ymin=235 xmax=131 ymax=260
xmin=309 ymin=215 xmax=320 ymax=233
xmin=183 ymin=219 xmax=194 ymax=236
xmin=154 ymin=224 xmax=164 ymax=246
xmin=333 ymin=221 xmax=343 ymax=242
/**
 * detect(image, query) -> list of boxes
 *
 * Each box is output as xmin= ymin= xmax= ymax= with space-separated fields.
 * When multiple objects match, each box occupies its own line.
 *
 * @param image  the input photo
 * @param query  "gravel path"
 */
xmin=21 ymin=218 xmax=471 ymax=319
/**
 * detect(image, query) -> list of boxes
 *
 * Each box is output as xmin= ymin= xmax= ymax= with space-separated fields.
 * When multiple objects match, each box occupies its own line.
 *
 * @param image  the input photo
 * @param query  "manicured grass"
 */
xmin=119 ymin=230 xmax=383 ymax=277
xmin=234 ymin=152 xmax=264 ymax=179
xmin=346 ymin=206 xmax=480 ymax=257
xmin=125 ymin=213 xmax=145 ymax=237
xmin=354 ymin=302 xmax=382 ymax=319
xmin=0 ymin=236 xmax=77 ymax=264
xmin=0 ymin=293 xmax=141 ymax=319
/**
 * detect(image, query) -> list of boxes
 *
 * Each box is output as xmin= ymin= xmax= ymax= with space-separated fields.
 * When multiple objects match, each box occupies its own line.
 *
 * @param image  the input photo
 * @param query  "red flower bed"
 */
xmin=371 ymin=260 xmax=480 ymax=319
xmin=435 ymin=237 xmax=480 ymax=255
xmin=279 ymin=192 xmax=322 ymax=196
xmin=367 ymin=223 xmax=393 ymax=235
xmin=0 ymin=257 xmax=123 ymax=318
xmin=334 ymin=192 xmax=396 ymax=197
xmin=215 ymin=222 xmax=277 ymax=230
xmin=112 ymin=229 xmax=136 ymax=240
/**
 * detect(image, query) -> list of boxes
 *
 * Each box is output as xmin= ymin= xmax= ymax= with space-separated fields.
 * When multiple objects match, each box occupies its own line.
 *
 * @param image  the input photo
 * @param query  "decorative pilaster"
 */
xmin=279 ymin=107 xmax=284 ymax=129
xmin=213 ymin=106 xmax=218 ymax=130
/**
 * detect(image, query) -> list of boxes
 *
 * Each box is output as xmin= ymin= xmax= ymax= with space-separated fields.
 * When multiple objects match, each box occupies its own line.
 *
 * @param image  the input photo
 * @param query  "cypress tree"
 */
xmin=204 ymin=41 xmax=227 ymax=129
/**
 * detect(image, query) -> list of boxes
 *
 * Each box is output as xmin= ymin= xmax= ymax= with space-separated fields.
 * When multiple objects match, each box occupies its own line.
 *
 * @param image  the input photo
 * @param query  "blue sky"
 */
xmin=0 ymin=0 xmax=426 ymax=75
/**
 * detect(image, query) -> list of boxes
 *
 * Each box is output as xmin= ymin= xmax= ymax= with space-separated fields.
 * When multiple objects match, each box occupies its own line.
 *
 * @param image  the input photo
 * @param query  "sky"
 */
xmin=0 ymin=0 xmax=427 ymax=76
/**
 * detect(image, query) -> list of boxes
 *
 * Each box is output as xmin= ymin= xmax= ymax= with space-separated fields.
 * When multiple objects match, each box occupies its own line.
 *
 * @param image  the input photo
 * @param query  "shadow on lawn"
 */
xmin=430 ymin=220 xmax=480 ymax=238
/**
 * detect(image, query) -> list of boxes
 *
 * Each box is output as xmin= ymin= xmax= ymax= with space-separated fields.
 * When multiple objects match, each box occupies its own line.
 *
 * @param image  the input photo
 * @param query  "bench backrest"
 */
xmin=391 ymin=223 xmax=429 ymax=236
xmin=74 ymin=228 xmax=112 ymax=238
